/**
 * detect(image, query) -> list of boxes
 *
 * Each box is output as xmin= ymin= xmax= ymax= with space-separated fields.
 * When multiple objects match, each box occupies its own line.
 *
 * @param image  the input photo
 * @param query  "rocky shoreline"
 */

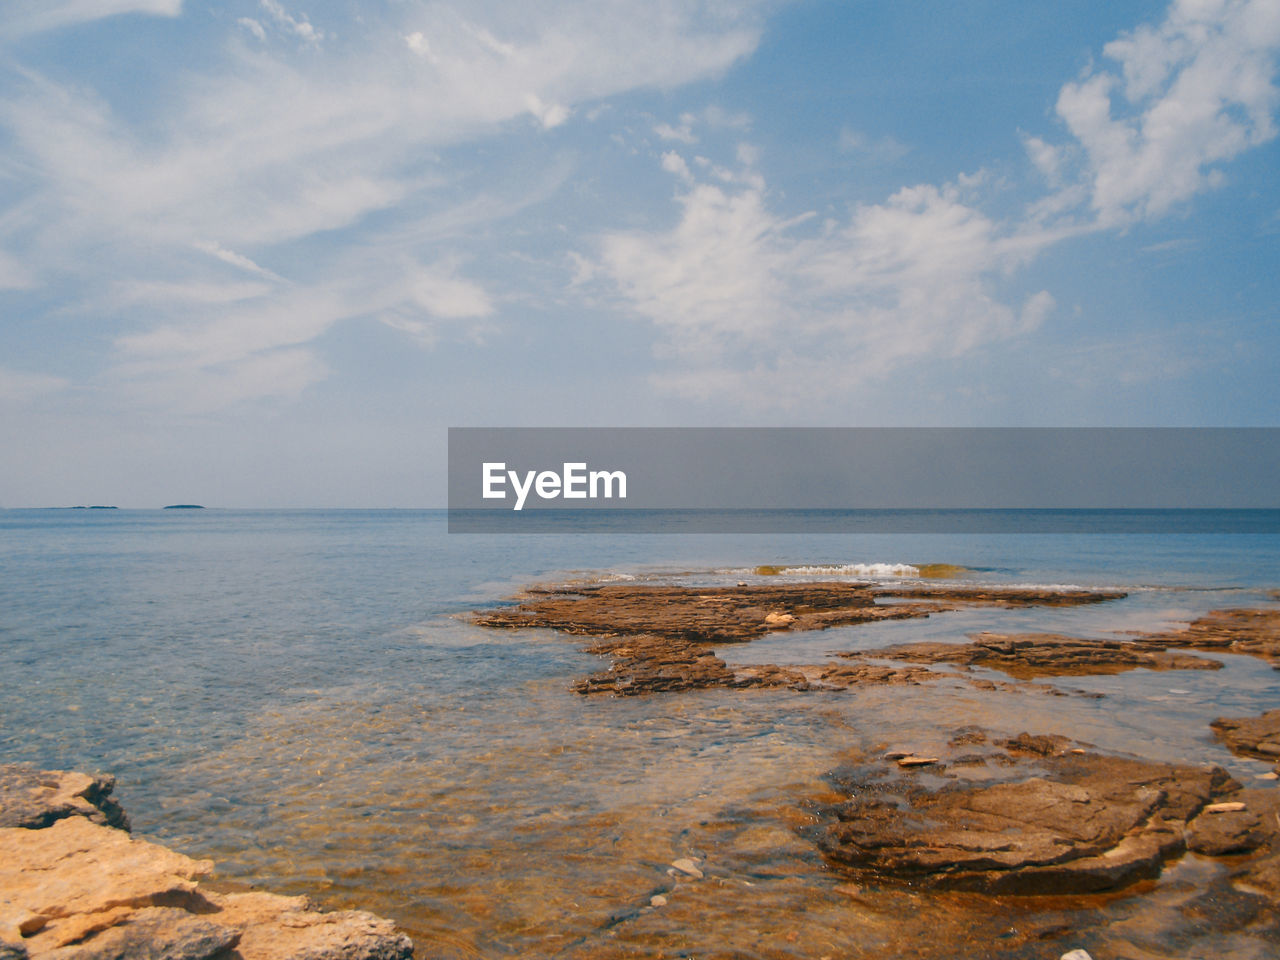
xmin=471 ymin=578 xmax=1280 ymax=950
xmin=473 ymin=580 xmax=1280 ymax=696
xmin=0 ymin=766 xmax=414 ymax=960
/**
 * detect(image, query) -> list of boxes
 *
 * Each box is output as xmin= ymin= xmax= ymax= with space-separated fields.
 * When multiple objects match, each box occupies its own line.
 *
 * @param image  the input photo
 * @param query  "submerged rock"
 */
xmin=1211 ymin=709 xmax=1280 ymax=768
xmin=0 ymin=764 xmax=413 ymax=960
xmin=873 ymin=632 xmax=1223 ymax=678
xmin=817 ymin=739 xmax=1267 ymax=896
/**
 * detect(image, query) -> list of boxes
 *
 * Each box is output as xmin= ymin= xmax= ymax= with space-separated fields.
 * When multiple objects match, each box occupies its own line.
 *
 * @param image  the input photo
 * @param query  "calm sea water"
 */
xmin=3 ymin=508 xmax=1279 ymax=958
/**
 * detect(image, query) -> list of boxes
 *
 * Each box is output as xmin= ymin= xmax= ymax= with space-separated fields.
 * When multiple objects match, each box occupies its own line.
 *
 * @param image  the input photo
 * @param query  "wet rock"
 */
xmin=819 ymin=748 xmax=1241 ymax=895
xmin=1212 ymin=709 xmax=1280 ymax=766
xmin=895 ymin=756 xmax=938 ymax=768
xmin=473 ymin=582 xmax=1124 ymax=646
xmin=476 ymin=581 xmax=1129 ymax=697
xmin=1000 ymin=732 xmax=1074 ymax=757
xmin=0 ymin=766 xmax=129 ymax=832
xmin=474 ymin=582 xmax=944 ymax=644
xmin=1141 ymin=609 xmax=1280 ymax=664
xmin=1235 ymin=851 xmax=1280 ymax=897
xmin=670 ymin=858 xmax=703 ymax=879
xmin=874 ymin=633 xmax=1222 ymax=679
xmin=572 ymin=635 xmax=739 ymax=695
xmin=1187 ymin=805 xmax=1268 ymax=856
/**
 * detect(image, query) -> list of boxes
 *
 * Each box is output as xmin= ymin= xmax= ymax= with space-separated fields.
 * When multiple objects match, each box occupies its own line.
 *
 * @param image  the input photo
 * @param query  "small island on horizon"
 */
xmin=163 ymin=504 xmax=205 ymax=509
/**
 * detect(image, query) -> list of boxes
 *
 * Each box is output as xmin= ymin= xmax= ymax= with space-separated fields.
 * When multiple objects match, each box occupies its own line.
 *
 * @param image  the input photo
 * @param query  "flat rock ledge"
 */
xmin=473 ymin=582 xmax=1126 ymax=645
xmin=868 ymin=632 xmax=1224 ymax=679
xmin=473 ymin=582 xmax=1128 ymax=696
xmin=0 ymin=764 xmax=413 ymax=960
xmin=817 ymin=733 xmax=1280 ymax=897
xmin=1212 ymin=709 xmax=1280 ymax=774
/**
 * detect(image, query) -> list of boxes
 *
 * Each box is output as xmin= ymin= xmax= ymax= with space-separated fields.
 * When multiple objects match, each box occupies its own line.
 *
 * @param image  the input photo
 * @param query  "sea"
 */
xmin=2 ymin=508 xmax=1279 ymax=958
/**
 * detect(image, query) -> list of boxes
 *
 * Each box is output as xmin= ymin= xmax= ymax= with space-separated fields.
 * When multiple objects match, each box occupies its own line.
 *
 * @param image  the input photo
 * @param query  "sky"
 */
xmin=0 ymin=0 xmax=1277 ymax=507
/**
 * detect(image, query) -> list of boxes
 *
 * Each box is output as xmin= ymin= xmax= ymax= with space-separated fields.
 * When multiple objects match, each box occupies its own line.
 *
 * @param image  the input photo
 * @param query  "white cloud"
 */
xmin=654 ymin=106 xmax=752 ymax=144
xmin=655 ymin=116 xmax=698 ymax=143
xmin=526 ymin=94 xmax=570 ymax=129
xmin=194 ymin=240 xmax=284 ymax=282
xmin=0 ymin=0 xmax=182 ymax=39
xmin=588 ymin=0 xmax=1280 ymax=403
xmin=1055 ymin=0 xmax=1280 ymax=225
xmin=593 ymin=152 xmax=1055 ymax=399
xmin=406 ymin=260 xmax=494 ymax=319
xmin=838 ymin=128 xmax=909 ymax=164
xmin=237 ymin=18 xmax=267 ymax=43
xmin=660 ymin=150 xmax=694 ymax=182
xmin=259 ymin=0 xmax=323 ymax=48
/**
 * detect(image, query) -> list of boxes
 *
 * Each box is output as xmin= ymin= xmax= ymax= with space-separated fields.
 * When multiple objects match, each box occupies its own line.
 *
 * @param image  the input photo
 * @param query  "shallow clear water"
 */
xmin=2 ymin=509 xmax=1279 ymax=957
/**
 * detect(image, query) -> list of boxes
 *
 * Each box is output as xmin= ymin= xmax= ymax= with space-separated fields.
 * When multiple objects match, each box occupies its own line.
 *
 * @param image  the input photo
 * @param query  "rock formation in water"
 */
xmin=817 ymin=733 xmax=1280 ymax=896
xmin=0 ymin=764 xmax=413 ymax=960
xmin=1212 ymin=709 xmax=1280 ymax=774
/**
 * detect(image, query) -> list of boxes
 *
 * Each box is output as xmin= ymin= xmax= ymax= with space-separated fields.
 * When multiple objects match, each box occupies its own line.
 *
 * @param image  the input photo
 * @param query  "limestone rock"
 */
xmin=2 ymin=769 xmax=413 ymax=960
xmin=207 ymin=892 xmax=413 ymax=960
xmin=38 ymin=908 xmax=238 ymax=960
xmin=820 ymin=750 xmax=1238 ymax=895
xmin=473 ymin=582 xmax=1123 ymax=645
xmin=0 ymin=817 xmax=212 ymax=939
xmin=0 ymin=767 xmax=128 ymax=832
xmin=875 ymin=633 xmax=1222 ymax=679
xmin=1212 ymin=710 xmax=1280 ymax=764
xmin=1187 ymin=806 xmax=1268 ymax=856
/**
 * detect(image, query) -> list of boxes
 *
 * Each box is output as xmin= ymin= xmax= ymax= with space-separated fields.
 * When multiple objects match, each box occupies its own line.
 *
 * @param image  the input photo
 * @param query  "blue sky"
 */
xmin=0 ymin=0 xmax=1277 ymax=506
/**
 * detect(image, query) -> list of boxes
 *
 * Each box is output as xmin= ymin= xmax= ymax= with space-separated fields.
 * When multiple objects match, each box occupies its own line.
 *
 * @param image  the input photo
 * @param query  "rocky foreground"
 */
xmin=0 ymin=767 xmax=414 ymax=960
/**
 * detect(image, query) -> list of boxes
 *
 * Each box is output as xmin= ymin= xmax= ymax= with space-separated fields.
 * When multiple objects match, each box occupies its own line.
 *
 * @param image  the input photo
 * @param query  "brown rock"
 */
xmin=0 ymin=766 xmax=129 ymax=832
xmin=1141 ymin=608 xmax=1280 ymax=664
xmin=476 ymin=580 xmax=1128 ymax=697
xmin=820 ymin=749 xmax=1239 ymax=895
xmin=1187 ymin=807 xmax=1268 ymax=856
xmin=874 ymin=633 xmax=1222 ymax=679
xmin=208 ymin=892 xmax=413 ymax=960
xmin=38 ymin=907 xmax=238 ymax=960
xmin=1 ymin=770 xmax=414 ymax=960
xmin=0 ymin=818 xmax=213 ymax=939
xmin=473 ymin=582 xmax=1124 ymax=645
xmin=1212 ymin=710 xmax=1280 ymax=763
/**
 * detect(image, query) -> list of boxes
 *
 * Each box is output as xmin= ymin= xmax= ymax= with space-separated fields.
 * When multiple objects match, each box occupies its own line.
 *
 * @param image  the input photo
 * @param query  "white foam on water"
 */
xmin=782 ymin=562 xmax=920 ymax=577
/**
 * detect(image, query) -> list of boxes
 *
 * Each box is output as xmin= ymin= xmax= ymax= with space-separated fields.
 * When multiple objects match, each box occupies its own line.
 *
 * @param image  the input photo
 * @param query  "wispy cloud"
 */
xmin=838 ymin=127 xmax=909 ymax=164
xmin=0 ymin=1 xmax=768 ymax=409
xmin=0 ymin=0 xmax=182 ymax=40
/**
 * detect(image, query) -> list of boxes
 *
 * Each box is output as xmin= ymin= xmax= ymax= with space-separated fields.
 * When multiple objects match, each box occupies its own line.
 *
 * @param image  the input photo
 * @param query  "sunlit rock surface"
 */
xmin=0 ymin=764 xmax=413 ymax=960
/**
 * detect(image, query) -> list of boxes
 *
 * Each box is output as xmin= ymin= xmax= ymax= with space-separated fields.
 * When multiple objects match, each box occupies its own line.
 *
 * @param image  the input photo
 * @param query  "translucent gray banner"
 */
xmin=447 ymin=428 xmax=1280 ymax=533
